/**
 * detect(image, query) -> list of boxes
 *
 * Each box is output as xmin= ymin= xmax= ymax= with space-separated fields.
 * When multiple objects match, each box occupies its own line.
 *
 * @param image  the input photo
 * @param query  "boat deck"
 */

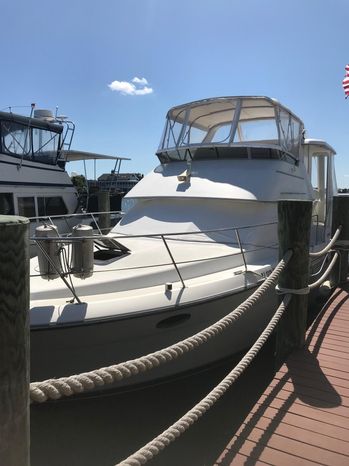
xmin=215 ymin=283 xmax=349 ymax=465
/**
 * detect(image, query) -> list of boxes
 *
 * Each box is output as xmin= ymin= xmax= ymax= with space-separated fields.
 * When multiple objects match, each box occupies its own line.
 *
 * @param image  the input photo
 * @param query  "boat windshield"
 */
xmin=0 ymin=114 xmax=62 ymax=165
xmin=158 ymin=97 xmax=303 ymax=162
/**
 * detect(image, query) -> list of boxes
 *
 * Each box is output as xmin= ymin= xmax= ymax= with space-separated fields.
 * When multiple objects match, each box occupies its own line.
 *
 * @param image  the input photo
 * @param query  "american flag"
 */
xmin=343 ymin=64 xmax=349 ymax=98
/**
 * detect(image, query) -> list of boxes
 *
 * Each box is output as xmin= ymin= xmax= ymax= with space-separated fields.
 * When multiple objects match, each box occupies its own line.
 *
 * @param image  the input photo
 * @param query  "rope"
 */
xmin=309 ymin=226 xmax=342 ymax=258
xmin=116 ymin=294 xmax=291 ymax=466
xmin=309 ymin=251 xmax=339 ymax=290
xmin=30 ymin=250 xmax=292 ymax=403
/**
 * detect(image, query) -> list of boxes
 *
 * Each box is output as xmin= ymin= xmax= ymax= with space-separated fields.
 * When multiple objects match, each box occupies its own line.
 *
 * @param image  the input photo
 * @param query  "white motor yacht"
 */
xmin=0 ymin=107 xmax=129 ymax=245
xmin=29 ymin=96 xmax=338 ymax=388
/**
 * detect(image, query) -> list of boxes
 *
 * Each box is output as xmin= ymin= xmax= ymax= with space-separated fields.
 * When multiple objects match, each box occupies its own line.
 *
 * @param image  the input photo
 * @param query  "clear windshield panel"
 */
xmin=158 ymin=97 xmax=303 ymax=160
xmin=278 ymin=109 xmax=301 ymax=158
xmin=1 ymin=120 xmax=61 ymax=164
xmin=234 ymin=119 xmax=278 ymax=143
xmin=159 ymin=99 xmax=238 ymax=150
xmin=1 ymin=121 xmax=31 ymax=157
xmin=32 ymin=127 xmax=60 ymax=164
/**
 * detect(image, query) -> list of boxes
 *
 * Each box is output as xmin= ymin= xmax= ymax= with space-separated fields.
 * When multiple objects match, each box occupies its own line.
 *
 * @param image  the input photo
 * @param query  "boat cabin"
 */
xmin=0 ymin=109 xmax=77 ymax=219
xmin=157 ymin=96 xmax=304 ymax=164
xmin=0 ymin=110 xmax=71 ymax=166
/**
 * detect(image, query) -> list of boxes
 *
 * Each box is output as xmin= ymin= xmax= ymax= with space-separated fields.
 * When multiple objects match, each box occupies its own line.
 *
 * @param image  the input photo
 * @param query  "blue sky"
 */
xmin=2 ymin=0 xmax=349 ymax=186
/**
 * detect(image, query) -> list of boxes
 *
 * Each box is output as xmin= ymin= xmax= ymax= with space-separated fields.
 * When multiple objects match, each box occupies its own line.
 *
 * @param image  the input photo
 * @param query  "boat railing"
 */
xmin=31 ymin=221 xmax=278 ymax=299
xmin=30 ymin=215 xmax=322 ymax=300
xmin=28 ymin=210 xmax=123 ymax=236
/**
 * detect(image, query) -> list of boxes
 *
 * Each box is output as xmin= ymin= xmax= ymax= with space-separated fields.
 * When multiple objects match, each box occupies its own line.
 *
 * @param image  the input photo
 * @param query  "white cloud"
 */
xmin=108 ymin=77 xmax=153 ymax=96
xmin=132 ymin=77 xmax=148 ymax=85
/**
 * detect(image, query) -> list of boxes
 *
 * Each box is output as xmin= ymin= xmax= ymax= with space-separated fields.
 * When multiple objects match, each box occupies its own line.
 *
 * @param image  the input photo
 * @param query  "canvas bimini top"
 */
xmin=157 ymin=96 xmax=304 ymax=163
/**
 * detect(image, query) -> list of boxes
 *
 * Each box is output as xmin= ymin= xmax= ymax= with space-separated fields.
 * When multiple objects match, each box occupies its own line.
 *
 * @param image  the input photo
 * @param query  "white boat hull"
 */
xmin=30 ymin=284 xmax=277 ymax=390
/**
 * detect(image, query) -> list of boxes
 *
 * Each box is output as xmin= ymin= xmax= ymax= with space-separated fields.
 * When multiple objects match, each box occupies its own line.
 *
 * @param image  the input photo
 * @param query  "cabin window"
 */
xmin=32 ymin=128 xmax=60 ymax=165
xmin=0 ymin=193 xmax=14 ymax=215
xmin=1 ymin=121 xmax=31 ymax=157
xmin=38 ymin=197 xmax=68 ymax=216
xmin=18 ymin=197 xmax=36 ymax=217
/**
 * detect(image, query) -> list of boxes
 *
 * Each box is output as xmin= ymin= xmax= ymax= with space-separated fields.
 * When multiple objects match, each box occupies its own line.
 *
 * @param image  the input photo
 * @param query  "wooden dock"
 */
xmin=215 ymin=284 xmax=349 ymax=466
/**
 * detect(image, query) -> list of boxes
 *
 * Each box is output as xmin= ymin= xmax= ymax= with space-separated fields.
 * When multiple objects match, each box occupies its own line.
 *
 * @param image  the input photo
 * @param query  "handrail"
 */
xmin=28 ymin=210 xmax=123 ymax=222
xmin=35 ymin=239 xmax=81 ymax=304
xmin=161 ymin=235 xmax=185 ymax=288
xmin=30 ymin=220 xmax=277 ymax=302
xmin=30 ymin=221 xmax=277 ymax=242
xmin=235 ymin=228 xmax=247 ymax=273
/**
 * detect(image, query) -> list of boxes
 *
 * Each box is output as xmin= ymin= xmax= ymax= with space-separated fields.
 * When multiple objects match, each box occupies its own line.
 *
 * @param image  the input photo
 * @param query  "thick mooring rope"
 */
xmin=116 ymin=294 xmax=291 ymax=466
xmin=309 ymin=226 xmax=342 ymax=258
xmin=30 ymin=251 xmax=292 ymax=403
xmin=309 ymin=251 xmax=339 ymax=290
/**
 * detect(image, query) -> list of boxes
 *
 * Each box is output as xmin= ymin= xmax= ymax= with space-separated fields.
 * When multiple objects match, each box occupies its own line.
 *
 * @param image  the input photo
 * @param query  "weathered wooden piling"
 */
xmin=332 ymin=195 xmax=349 ymax=283
xmin=275 ymin=200 xmax=312 ymax=367
xmin=0 ymin=216 xmax=30 ymax=466
xmin=98 ymin=191 xmax=111 ymax=234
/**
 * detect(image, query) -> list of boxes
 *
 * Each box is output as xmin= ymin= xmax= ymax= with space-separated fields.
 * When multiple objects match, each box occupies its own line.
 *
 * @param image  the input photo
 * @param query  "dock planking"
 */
xmin=215 ymin=284 xmax=349 ymax=466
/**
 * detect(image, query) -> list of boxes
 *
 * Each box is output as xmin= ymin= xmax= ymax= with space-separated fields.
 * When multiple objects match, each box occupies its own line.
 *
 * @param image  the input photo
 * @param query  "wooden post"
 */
xmin=0 ymin=216 xmax=30 ymax=466
xmin=275 ymin=200 xmax=312 ymax=368
xmin=332 ymin=195 xmax=349 ymax=284
xmin=98 ymin=191 xmax=111 ymax=234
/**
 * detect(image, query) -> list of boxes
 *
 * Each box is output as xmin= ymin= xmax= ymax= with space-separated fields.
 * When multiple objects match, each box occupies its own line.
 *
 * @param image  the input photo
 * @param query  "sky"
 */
xmin=2 ymin=0 xmax=349 ymax=187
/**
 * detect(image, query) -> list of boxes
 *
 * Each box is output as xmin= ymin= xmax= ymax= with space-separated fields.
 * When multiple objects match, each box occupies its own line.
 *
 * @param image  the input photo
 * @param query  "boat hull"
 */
xmin=30 ymin=284 xmax=277 ymax=390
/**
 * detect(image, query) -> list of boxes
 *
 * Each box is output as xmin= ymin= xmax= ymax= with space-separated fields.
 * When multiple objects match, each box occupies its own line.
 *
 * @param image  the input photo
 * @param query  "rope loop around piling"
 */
xmin=30 ymin=250 xmax=293 ymax=403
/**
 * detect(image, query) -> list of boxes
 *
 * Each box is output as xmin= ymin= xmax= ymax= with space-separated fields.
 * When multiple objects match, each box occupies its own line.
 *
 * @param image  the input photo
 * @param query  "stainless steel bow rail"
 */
xmin=2 ymin=197 xmax=349 ymax=466
xmin=30 ymin=220 xmax=278 ymax=301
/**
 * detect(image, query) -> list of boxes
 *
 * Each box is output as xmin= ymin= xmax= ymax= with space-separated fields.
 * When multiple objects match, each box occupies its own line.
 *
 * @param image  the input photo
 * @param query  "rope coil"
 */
xmin=30 ymin=250 xmax=292 ymax=403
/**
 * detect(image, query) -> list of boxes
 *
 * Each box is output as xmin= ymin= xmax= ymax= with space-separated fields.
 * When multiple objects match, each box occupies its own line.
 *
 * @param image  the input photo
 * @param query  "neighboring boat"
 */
xmin=29 ymin=96 xmax=338 ymax=389
xmin=0 ymin=106 xmax=130 ymax=247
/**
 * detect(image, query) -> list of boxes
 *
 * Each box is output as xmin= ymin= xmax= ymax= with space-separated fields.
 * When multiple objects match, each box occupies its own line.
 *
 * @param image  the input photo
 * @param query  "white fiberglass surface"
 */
xmin=114 ymin=197 xmax=276 ymax=237
xmin=30 ymin=198 xmax=277 ymax=304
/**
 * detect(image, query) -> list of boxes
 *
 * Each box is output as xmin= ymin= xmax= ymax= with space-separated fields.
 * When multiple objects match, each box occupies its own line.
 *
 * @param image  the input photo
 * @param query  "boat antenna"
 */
xmin=18 ymin=103 xmax=35 ymax=171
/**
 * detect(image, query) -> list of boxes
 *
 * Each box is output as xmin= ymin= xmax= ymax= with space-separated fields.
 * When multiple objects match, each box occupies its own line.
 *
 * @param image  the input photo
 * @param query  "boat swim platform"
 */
xmin=214 ymin=283 xmax=349 ymax=466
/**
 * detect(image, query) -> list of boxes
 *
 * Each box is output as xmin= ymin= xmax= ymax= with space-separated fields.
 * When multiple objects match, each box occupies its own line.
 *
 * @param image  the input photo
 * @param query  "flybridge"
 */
xmin=0 ymin=109 xmax=74 ymax=167
xmin=157 ymin=96 xmax=304 ymax=163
